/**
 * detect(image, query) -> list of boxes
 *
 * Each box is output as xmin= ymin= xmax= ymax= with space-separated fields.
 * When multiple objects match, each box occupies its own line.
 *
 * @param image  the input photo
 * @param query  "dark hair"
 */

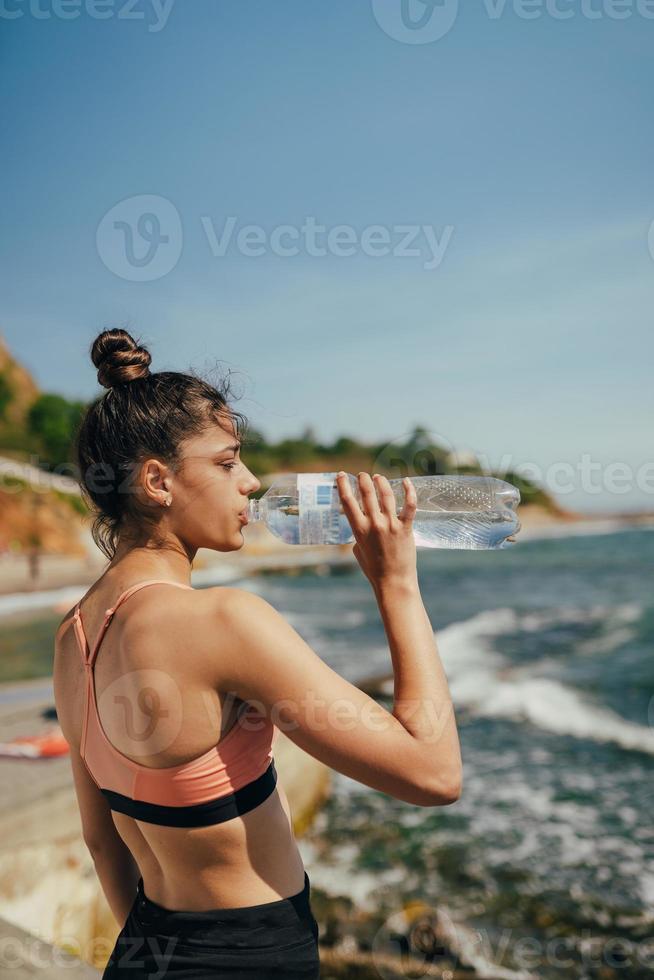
xmin=75 ymin=328 xmax=249 ymax=560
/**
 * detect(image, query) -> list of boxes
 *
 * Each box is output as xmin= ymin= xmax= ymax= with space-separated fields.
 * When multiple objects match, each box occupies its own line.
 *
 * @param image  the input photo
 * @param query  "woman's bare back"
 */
xmin=54 ymin=576 xmax=305 ymax=911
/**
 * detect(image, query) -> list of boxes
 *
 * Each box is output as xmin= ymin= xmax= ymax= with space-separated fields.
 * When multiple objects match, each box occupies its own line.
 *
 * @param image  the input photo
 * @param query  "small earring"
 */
xmin=165 ymin=496 xmax=172 ymax=507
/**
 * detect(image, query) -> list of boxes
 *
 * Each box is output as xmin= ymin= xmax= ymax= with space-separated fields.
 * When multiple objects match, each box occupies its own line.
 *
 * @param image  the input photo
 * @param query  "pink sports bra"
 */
xmin=70 ymin=579 xmax=279 ymax=828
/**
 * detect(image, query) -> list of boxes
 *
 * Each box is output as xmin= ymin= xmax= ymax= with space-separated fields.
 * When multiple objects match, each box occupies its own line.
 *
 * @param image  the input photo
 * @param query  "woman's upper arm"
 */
xmin=212 ymin=588 xmax=458 ymax=806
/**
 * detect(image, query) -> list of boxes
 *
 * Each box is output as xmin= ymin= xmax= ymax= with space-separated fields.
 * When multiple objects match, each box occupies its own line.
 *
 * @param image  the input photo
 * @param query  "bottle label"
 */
xmin=297 ymin=473 xmax=341 ymax=545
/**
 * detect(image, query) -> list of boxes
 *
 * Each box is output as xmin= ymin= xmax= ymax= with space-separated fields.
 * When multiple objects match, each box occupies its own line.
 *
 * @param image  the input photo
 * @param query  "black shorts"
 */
xmin=102 ymin=871 xmax=320 ymax=979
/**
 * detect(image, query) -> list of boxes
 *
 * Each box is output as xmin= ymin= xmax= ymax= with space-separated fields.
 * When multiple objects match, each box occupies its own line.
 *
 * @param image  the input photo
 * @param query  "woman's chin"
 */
xmin=203 ymin=534 xmax=246 ymax=554
xmin=228 ymin=529 xmax=247 ymax=551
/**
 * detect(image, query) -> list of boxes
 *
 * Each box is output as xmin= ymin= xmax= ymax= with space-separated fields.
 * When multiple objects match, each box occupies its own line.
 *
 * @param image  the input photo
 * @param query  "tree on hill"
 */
xmin=27 ymin=393 xmax=86 ymax=470
xmin=326 ymin=435 xmax=362 ymax=456
xmin=0 ymin=333 xmax=40 ymax=428
xmin=0 ymin=371 xmax=12 ymax=421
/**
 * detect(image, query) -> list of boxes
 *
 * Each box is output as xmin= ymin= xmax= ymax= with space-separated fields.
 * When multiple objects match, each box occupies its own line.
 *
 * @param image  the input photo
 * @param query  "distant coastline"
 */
xmin=1 ymin=502 xmax=652 ymax=602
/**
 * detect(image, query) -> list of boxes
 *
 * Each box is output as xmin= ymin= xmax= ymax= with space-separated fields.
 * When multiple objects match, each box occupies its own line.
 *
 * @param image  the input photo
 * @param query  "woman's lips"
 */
xmin=238 ymin=510 xmax=249 ymax=525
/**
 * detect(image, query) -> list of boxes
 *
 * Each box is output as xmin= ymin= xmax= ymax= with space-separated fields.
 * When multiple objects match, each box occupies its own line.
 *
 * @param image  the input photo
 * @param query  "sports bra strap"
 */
xmin=73 ymin=579 xmax=194 ymax=667
xmin=104 ymin=579 xmax=194 ymax=617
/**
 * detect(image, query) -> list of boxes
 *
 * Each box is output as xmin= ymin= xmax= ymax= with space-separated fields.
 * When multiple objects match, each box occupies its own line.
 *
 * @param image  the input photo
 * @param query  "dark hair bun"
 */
xmin=91 ymin=328 xmax=152 ymax=388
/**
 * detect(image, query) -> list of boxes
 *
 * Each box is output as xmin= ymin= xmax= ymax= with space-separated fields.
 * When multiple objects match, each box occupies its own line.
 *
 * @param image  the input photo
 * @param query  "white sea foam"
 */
xmin=576 ymin=626 xmax=636 ymax=655
xmin=516 ymin=601 xmax=641 ymax=656
xmin=639 ymin=871 xmax=654 ymax=911
xmin=299 ymin=834 xmax=537 ymax=979
xmin=383 ymin=605 xmax=654 ymax=756
xmin=297 ymin=838 xmax=405 ymax=912
xmin=518 ymin=601 xmax=642 ymax=633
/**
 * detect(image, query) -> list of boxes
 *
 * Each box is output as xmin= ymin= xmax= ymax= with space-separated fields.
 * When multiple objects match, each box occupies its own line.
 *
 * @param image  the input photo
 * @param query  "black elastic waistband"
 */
xmin=133 ymin=871 xmax=314 ymax=944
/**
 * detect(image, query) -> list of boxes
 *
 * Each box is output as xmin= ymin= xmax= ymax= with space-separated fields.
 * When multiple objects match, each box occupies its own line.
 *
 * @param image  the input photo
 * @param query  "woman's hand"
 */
xmin=335 ymin=472 xmax=418 ymax=591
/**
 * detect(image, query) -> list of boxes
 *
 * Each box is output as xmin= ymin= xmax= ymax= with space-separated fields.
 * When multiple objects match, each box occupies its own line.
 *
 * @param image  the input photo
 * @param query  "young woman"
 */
xmin=53 ymin=328 xmax=462 ymax=978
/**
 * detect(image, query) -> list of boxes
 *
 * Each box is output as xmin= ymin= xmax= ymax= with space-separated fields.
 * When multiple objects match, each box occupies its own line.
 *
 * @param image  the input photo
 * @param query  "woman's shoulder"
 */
xmin=127 ymin=582 xmax=264 ymax=662
xmin=178 ymin=586 xmax=278 ymax=688
xmin=187 ymin=584 xmax=265 ymax=614
xmin=182 ymin=584 xmax=267 ymax=639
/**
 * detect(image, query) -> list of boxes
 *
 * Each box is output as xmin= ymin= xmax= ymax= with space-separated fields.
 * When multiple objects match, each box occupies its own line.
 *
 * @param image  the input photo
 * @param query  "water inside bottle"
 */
xmin=264 ymin=496 xmax=519 ymax=548
xmin=411 ymin=509 xmax=521 ymax=550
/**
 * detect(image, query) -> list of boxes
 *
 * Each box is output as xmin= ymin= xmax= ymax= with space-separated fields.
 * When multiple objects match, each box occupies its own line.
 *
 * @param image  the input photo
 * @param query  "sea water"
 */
xmin=2 ymin=524 xmax=652 ymax=977
xmin=250 ymin=524 xmax=654 ymax=979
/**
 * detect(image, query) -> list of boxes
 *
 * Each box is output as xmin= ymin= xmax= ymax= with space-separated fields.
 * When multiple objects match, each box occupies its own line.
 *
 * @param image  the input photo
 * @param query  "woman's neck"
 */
xmin=107 ymin=539 xmax=195 ymax=585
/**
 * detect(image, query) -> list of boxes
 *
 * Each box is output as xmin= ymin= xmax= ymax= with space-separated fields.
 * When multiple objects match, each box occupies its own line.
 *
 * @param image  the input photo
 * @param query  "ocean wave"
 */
xmin=518 ymin=601 xmax=642 ymax=656
xmin=518 ymin=601 xmax=642 ymax=633
xmin=299 ymin=832 xmax=538 ymax=979
xmin=417 ymin=607 xmax=654 ymax=756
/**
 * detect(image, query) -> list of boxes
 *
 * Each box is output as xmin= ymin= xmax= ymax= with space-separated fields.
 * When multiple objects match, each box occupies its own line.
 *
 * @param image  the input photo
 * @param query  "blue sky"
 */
xmin=1 ymin=1 xmax=653 ymax=513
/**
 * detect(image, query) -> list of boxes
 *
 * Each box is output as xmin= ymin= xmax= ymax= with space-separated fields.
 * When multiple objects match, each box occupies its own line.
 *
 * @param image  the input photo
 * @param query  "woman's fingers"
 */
xmin=372 ymin=474 xmax=398 ymax=520
xmin=337 ymin=471 xmax=415 ymax=527
xmin=336 ymin=471 xmax=418 ymax=588
xmin=398 ymin=476 xmax=417 ymax=524
xmin=356 ymin=472 xmax=382 ymax=519
xmin=335 ymin=472 xmax=366 ymax=533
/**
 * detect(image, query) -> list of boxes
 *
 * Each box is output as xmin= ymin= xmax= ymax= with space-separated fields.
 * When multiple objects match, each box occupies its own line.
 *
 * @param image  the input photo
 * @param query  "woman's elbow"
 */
xmin=415 ymin=770 xmax=463 ymax=807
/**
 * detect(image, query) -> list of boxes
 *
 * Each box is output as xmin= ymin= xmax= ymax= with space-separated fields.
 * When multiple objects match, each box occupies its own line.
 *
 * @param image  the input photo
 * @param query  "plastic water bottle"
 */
xmin=247 ymin=472 xmax=521 ymax=549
